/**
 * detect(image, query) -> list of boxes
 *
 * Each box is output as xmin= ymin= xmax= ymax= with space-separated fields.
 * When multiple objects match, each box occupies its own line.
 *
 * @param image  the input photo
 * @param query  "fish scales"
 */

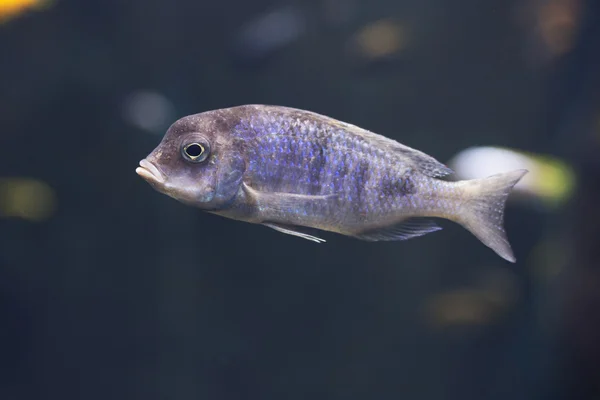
xmin=234 ymin=110 xmax=423 ymax=228
xmin=136 ymin=105 xmax=527 ymax=262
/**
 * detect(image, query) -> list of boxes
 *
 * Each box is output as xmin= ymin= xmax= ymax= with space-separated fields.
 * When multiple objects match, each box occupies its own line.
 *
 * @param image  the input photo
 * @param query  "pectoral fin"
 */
xmin=242 ymin=183 xmax=336 ymax=213
xmin=241 ymin=183 xmax=335 ymax=242
xmin=263 ymin=223 xmax=326 ymax=243
xmin=354 ymin=218 xmax=442 ymax=241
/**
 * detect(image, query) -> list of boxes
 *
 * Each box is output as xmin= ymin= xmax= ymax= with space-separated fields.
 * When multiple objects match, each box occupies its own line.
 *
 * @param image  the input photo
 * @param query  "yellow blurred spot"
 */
xmin=536 ymin=0 xmax=581 ymax=58
xmin=354 ymin=19 xmax=407 ymax=59
xmin=0 ymin=0 xmax=49 ymax=22
xmin=426 ymin=290 xmax=493 ymax=326
xmin=531 ymin=154 xmax=575 ymax=206
xmin=0 ymin=178 xmax=56 ymax=221
xmin=425 ymin=272 xmax=518 ymax=328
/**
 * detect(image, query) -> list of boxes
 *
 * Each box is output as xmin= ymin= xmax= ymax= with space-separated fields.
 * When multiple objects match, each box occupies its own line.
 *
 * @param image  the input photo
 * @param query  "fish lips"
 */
xmin=136 ymin=158 xmax=217 ymax=205
xmin=136 ymin=159 xmax=166 ymax=187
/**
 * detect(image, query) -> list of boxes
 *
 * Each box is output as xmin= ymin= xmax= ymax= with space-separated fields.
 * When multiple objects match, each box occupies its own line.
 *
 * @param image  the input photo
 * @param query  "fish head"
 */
xmin=136 ymin=110 xmax=246 ymax=210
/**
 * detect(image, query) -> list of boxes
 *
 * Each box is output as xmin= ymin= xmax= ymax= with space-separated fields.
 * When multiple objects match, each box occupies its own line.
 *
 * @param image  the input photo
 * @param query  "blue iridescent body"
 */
xmin=231 ymin=107 xmax=456 ymax=234
xmin=136 ymin=105 xmax=527 ymax=262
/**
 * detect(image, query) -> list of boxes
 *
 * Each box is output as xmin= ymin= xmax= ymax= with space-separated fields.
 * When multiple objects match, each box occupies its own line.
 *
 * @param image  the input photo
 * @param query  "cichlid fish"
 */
xmin=136 ymin=105 xmax=527 ymax=262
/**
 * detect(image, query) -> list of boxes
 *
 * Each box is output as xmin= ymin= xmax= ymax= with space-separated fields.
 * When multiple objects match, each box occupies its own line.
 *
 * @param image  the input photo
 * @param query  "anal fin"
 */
xmin=354 ymin=218 xmax=442 ymax=242
xmin=263 ymin=223 xmax=326 ymax=243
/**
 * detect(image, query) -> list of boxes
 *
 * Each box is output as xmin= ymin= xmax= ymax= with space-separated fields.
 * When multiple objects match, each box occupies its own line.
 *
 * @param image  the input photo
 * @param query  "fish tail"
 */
xmin=454 ymin=169 xmax=528 ymax=262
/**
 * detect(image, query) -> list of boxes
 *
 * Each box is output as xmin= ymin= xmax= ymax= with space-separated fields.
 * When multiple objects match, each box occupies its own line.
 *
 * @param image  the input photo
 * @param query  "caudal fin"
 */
xmin=456 ymin=169 xmax=528 ymax=262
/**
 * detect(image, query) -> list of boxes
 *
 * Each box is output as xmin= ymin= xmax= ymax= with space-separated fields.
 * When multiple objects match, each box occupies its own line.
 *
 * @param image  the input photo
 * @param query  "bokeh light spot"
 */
xmin=353 ymin=19 xmax=407 ymax=59
xmin=0 ymin=178 xmax=56 ymax=221
xmin=122 ymin=91 xmax=175 ymax=134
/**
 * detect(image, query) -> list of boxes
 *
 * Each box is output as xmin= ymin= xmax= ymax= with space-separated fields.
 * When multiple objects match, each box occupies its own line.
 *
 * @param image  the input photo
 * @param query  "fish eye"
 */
xmin=182 ymin=141 xmax=210 ymax=163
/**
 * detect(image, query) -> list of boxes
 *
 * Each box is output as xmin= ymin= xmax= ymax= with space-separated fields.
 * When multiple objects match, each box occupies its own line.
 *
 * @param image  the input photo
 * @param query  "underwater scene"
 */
xmin=0 ymin=0 xmax=599 ymax=399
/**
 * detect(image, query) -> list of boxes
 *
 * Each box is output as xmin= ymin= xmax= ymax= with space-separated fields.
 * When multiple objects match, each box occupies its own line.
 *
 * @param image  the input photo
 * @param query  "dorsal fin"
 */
xmin=347 ymin=124 xmax=453 ymax=177
xmin=353 ymin=218 xmax=442 ymax=241
xmin=380 ymin=142 xmax=453 ymax=177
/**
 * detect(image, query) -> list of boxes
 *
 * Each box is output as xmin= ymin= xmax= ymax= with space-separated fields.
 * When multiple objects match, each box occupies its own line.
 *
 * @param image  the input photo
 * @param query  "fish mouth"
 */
xmin=136 ymin=159 xmax=165 ymax=185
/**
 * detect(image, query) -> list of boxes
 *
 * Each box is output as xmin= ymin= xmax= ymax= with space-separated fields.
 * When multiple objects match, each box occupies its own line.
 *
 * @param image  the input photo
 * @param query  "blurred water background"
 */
xmin=0 ymin=0 xmax=599 ymax=399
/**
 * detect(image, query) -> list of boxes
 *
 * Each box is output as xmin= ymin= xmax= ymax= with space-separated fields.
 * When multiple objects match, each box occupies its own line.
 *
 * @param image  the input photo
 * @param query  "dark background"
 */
xmin=1 ymin=0 xmax=599 ymax=399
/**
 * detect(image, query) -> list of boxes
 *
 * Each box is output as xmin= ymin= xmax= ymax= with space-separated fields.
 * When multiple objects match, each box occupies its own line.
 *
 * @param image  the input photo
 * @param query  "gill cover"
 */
xmin=213 ymin=150 xmax=245 ymax=208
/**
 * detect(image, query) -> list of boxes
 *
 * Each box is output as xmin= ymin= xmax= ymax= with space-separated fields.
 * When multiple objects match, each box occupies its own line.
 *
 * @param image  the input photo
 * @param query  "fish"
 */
xmin=136 ymin=105 xmax=527 ymax=262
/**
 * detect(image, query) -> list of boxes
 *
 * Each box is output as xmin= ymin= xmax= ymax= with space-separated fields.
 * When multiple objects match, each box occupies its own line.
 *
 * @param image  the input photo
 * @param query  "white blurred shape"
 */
xmin=448 ymin=146 xmax=575 ymax=206
xmin=122 ymin=91 xmax=174 ymax=134
xmin=450 ymin=147 xmax=536 ymax=189
xmin=235 ymin=6 xmax=306 ymax=58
